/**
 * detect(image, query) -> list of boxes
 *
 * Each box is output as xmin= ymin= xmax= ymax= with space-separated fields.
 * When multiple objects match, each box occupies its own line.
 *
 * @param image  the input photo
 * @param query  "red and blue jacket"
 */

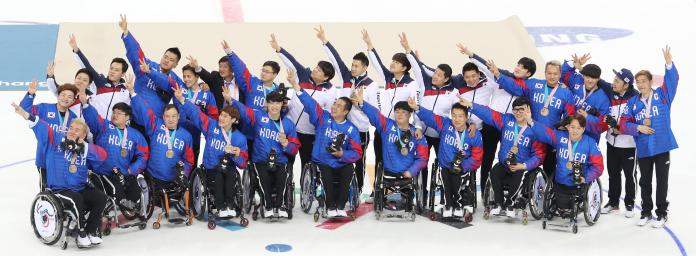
xmin=361 ymin=102 xmax=428 ymax=176
xmin=530 ymin=122 xmax=604 ymax=186
xmin=180 ymin=101 xmax=248 ymax=171
xmin=20 ymin=93 xmax=78 ymax=169
xmin=561 ymin=61 xmax=611 ymax=141
xmin=130 ymin=95 xmax=195 ymax=182
xmin=620 ymin=63 xmax=679 ymax=158
xmin=296 ymin=89 xmax=362 ymax=168
xmin=497 ymin=74 xmax=576 ymax=127
xmin=29 ymin=118 xmax=107 ymax=192
xmin=122 ymin=32 xmax=187 ymax=117
xmin=471 ymin=103 xmax=546 ymax=169
xmin=230 ymin=99 xmax=300 ymax=165
xmin=180 ymin=88 xmax=218 ymax=148
xmin=416 ymin=108 xmax=483 ymax=173
xmin=82 ymin=104 xmax=149 ymax=176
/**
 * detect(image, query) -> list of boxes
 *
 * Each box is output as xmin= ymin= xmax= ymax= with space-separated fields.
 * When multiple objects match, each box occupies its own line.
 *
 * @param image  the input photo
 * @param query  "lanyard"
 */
xmin=165 ymin=128 xmax=177 ymax=151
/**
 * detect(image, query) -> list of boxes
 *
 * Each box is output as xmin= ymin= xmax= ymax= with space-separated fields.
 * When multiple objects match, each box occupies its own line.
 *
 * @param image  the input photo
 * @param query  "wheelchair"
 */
xmin=373 ymin=163 xmax=424 ymax=221
xmin=299 ymin=162 xmax=360 ymax=222
xmin=190 ymin=166 xmax=249 ymax=230
xmin=90 ymin=172 xmax=151 ymax=235
xmin=427 ymin=161 xmax=477 ymax=222
xmin=145 ymin=170 xmax=194 ymax=229
xmin=481 ymin=166 xmax=547 ymax=225
xmin=541 ymin=179 xmax=602 ymax=234
xmin=30 ymin=190 xmax=88 ymax=250
xmin=242 ymin=162 xmax=295 ymax=221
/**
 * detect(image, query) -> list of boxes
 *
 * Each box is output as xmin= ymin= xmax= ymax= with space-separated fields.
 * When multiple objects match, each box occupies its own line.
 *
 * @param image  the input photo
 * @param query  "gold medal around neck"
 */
xmin=510 ymin=146 xmax=518 ymax=154
xmin=166 ymin=149 xmax=174 ymax=158
xmin=566 ymin=161 xmax=573 ymax=170
xmin=121 ymin=149 xmax=127 ymax=157
xmin=224 ymin=145 xmax=233 ymax=153
xmin=540 ymin=107 xmax=549 ymax=116
xmin=69 ymin=164 xmax=77 ymax=173
xmin=644 ymin=118 xmax=651 ymax=126
xmin=400 ymin=147 xmax=409 ymax=156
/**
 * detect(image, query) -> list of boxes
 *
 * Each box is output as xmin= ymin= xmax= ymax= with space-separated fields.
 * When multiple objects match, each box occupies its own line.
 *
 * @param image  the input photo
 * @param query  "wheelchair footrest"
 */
xmin=167 ymin=218 xmax=186 ymax=224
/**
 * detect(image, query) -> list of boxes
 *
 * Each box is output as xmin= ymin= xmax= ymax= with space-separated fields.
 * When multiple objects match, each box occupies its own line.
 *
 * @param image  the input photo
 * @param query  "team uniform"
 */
xmin=416 ymin=108 xmax=483 ymax=210
xmin=620 ymin=63 xmax=679 ymax=220
xmin=470 ymin=104 xmax=546 ymax=209
xmin=323 ymin=41 xmax=377 ymax=193
xmin=561 ymin=61 xmax=611 ymax=141
xmin=81 ymin=104 xmax=149 ymax=209
xmin=180 ymin=88 xmax=218 ymax=167
xmin=72 ymin=48 xmax=130 ymax=120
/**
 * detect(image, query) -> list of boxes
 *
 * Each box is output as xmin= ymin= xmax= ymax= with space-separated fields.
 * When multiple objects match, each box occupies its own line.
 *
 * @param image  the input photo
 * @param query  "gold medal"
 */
xmin=166 ymin=149 xmax=174 ymax=158
xmin=400 ymin=147 xmax=409 ymax=156
xmin=224 ymin=145 xmax=233 ymax=153
xmin=540 ymin=107 xmax=549 ymax=116
xmin=644 ymin=118 xmax=651 ymax=126
xmin=121 ymin=149 xmax=127 ymax=157
xmin=566 ymin=161 xmax=573 ymax=170
xmin=510 ymin=146 xmax=518 ymax=154
xmin=69 ymin=164 xmax=77 ymax=173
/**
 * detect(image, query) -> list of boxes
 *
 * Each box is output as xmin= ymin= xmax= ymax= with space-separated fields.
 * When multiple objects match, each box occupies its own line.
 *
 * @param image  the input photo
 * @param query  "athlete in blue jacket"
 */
xmin=82 ymin=100 xmax=149 ymax=212
xmin=288 ymin=71 xmax=362 ymax=217
xmin=177 ymin=89 xmax=248 ymax=218
xmin=119 ymin=14 xmax=187 ymax=118
xmin=527 ymin=113 xmax=604 ymax=213
xmin=14 ymin=103 xmax=107 ymax=247
xmin=412 ymin=99 xmax=483 ymax=218
xmin=491 ymin=59 xmax=576 ymax=178
xmin=228 ymin=89 xmax=300 ymax=218
xmin=465 ymin=97 xmax=546 ymax=217
xmin=620 ymin=47 xmax=678 ymax=228
xmin=20 ymin=81 xmax=78 ymax=190
xmin=180 ymin=64 xmax=219 ymax=167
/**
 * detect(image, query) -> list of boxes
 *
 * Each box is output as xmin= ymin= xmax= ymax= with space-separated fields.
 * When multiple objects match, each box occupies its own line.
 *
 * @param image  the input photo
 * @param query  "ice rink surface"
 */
xmin=0 ymin=0 xmax=693 ymax=255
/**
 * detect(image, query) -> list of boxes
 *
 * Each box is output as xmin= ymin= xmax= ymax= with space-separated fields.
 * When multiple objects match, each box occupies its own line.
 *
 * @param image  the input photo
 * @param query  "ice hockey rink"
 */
xmin=0 ymin=0 xmax=693 ymax=255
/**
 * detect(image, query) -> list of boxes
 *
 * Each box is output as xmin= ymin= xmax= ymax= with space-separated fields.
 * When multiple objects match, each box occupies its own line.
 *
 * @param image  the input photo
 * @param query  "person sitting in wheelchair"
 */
xmin=352 ymin=88 xmax=428 ymax=212
xmin=82 ymin=101 xmax=149 ymax=217
xmin=13 ymin=103 xmax=108 ymax=248
xmin=526 ymin=113 xmax=604 ymax=215
xmin=411 ymin=98 xmax=483 ymax=218
xmin=287 ymin=70 xmax=363 ymax=218
xmin=228 ymin=88 xmax=300 ymax=219
xmin=175 ymin=87 xmax=248 ymax=218
xmin=464 ymin=97 xmax=546 ymax=218
xmin=127 ymin=80 xmax=195 ymax=220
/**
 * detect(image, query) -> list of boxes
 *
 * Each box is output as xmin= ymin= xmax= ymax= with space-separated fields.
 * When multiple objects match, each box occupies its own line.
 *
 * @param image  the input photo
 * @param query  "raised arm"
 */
xmin=362 ymin=29 xmax=389 ymax=82
xmin=415 ymin=107 xmax=447 ymax=134
xmin=69 ymin=34 xmax=108 ymax=88
xmin=82 ymin=104 xmax=107 ymax=138
xmin=469 ymin=102 xmax=505 ymax=131
xmin=661 ymin=46 xmax=678 ymax=106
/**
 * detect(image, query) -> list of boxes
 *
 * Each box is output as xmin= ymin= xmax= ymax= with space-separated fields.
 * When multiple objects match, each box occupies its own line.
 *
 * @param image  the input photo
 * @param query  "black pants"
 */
xmin=55 ymin=187 xmax=107 ymax=234
xmin=606 ymin=143 xmax=637 ymax=208
xmin=297 ymin=133 xmax=315 ymax=169
xmin=373 ymin=131 xmax=383 ymax=168
xmin=490 ymin=163 xmax=525 ymax=207
xmin=355 ymin=131 xmax=370 ymax=192
xmin=207 ymin=169 xmax=238 ymax=210
xmin=247 ymin=139 xmax=255 ymax=166
xmin=542 ymin=144 xmax=557 ymax=178
xmin=480 ymin=123 xmax=500 ymax=192
xmin=424 ymin=135 xmax=440 ymax=202
xmin=554 ymin=182 xmax=579 ymax=210
xmin=440 ymin=168 xmax=464 ymax=208
xmin=255 ymin=162 xmax=289 ymax=210
xmin=318 ymin=164 xmax=354 ymax=210
xmin=638 ymin=151 xmax=670 ymax=217
xmin=99 ymin=175 xmax=142 ymax=207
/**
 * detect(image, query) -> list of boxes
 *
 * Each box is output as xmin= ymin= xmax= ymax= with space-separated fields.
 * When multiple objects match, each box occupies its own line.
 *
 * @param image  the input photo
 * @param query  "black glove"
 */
xmin=586 ymin=107 xmax=599 ymax=116
xmin=571 ymin=161 xmax=583 ymax=185
xmin=450 ymin=150 xmax=465 ymax=173
xmin=218 ymin=153 xmax=233 ymax=173
xmin=327 ymin=133 xmax=346 ymax=153
xmin=505 ymin=151 xmax=517 ymax=166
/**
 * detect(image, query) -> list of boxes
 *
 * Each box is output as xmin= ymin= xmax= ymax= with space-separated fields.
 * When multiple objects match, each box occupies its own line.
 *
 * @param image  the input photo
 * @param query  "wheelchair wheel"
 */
xmin=542 ymin=181 xmax=555 ymax=221
xmin=583 ymin=180 xmax=602 ymax=226
xmin=137 ymin=174 xmax=154 ymax=221
xmin=415 ymin=170 xmax=424 ymax=214
xmin=348 ymin=173 xmax=360 ymax=213
xmin=287 ymin=166 xmax=295 ymax=210
xmin=428 ymin=162 xmax=438 ymax=212
xmin=242 ymin=166 xmax=254 ymax=214
xmin=190 ymin=168 xmax=207 ymax=221
xmin=300 ymin=163 xmax=315 ymax=214
xmin=30 ymin=192 xmax=64 ymax=245
xmin=234 ymin=167 xmax=245 ymax=216
xmin=528 ymin=170 xmax=547 ymax=220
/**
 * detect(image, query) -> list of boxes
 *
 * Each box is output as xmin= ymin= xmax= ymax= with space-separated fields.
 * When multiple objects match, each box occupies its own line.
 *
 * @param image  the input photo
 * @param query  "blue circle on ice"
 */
xmin=265 ymin=244 xmax=293 ymax=253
